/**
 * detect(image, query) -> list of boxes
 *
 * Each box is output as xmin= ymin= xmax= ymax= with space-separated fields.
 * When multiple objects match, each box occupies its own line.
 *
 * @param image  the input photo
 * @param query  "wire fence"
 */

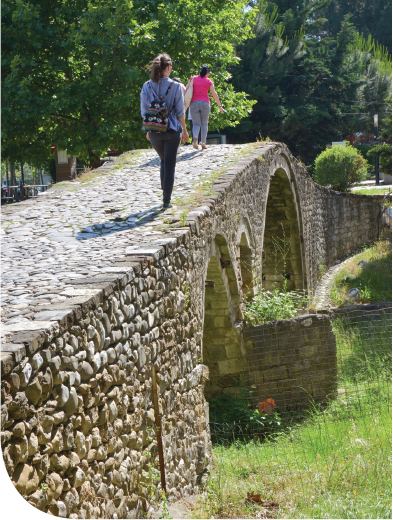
xmin=208 ymin=306 xmax=392 ymax=444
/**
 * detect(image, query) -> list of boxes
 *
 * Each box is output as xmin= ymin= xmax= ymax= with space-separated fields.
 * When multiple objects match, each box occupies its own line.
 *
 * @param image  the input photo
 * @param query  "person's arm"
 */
xmin=209 ymin=84 xmax=224 ymax=113
xmin=173 ymin=84 xmax=189 ymax=142
xmin=141 ymin=83 xmax=151 ymax=141
xmin=140 ymin=83 xmax=148 ymax=118
xmin=177 ymin=116 xmax=189 ymax=142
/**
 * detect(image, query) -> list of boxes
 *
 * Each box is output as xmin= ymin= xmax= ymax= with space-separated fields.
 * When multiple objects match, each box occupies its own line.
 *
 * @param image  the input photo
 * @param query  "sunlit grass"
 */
xmin=191 ymin=317 xmax=392 ymax=519
xmin=330 ymin=240 xmax=392 ymax=306
xmin=192 ymin=407 xmax=391 ymax=519
xmin=351 ymin=187 xmax=392 ymax=196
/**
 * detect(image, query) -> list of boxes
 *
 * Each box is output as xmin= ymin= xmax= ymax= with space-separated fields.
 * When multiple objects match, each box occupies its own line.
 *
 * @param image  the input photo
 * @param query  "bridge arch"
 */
xmin=236 ymin=217 xmax=256 ymax=302
xmin=202 ymin=234 xmax=247 ymax=398
xmin=262 ymin=157 xmax=306 ymax=292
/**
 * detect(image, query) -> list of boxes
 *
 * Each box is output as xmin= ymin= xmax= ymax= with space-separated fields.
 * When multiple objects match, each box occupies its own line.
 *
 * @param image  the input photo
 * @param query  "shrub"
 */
xmin=244 ymin=289 xmax=309 ymax=325
xmin=354 ymin=144 xmax=374 ymax=169
xmin=367 ymin=143 xmax=392 ymax=176
xmin=314 ymin=145 xmax=368 ymax=192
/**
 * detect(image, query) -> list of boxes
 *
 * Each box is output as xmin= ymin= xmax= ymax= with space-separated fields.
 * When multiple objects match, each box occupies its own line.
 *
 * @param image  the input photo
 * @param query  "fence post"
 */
xmin=151 ymin=365 xmax=166 ymax=493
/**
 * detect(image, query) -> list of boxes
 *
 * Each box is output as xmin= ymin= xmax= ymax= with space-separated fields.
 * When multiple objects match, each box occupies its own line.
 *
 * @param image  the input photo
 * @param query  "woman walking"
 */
xmin=187 ymin=65 xmax=224 ymax=150
xmin=140 ymin=54 xmax=189 ymax=209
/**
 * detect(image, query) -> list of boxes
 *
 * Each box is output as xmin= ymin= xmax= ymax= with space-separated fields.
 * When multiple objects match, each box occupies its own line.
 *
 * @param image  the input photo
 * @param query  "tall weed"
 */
xmin=244 ymin=289 xmax=309 ymax=324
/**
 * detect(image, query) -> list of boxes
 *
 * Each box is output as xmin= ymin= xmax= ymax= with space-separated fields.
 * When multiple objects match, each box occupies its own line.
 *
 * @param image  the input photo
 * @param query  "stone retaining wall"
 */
xmin=243 ymin=314 xmax=337 ymax=410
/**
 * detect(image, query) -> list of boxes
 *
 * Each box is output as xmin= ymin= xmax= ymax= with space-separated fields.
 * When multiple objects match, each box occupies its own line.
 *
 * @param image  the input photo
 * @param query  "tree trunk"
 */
xmin=10 ymin=164 xmax=16 ymax=200
xmin=88 ymin=149 xmax=101 ymax=170
xmin=10 ymin=163 xmax=16 ymax=186
xmin=6 ymin=160 xmax=9 ymax=187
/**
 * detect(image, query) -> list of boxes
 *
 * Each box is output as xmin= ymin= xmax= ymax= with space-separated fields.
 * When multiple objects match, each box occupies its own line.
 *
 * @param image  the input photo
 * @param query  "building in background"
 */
xmin=51 ymin=146 xmax=77 ymax=182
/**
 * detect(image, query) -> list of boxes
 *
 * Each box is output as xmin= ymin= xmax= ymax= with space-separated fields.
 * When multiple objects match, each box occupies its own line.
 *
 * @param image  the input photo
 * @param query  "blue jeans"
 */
xmin=190 ymin=100 xmax=210 ymax=143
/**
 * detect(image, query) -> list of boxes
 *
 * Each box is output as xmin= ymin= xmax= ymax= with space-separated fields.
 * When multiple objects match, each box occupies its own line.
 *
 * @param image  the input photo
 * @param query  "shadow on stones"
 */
xmin=175 ymin=149 xmax=204 ymax=163
xmin=139 ymin=147 xmax=202 ymax=168
xmin=76 ymin=205 xmax=168 ymax=240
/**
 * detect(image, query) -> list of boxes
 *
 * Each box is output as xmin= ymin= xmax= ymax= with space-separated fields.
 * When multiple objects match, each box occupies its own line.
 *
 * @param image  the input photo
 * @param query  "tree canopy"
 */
xmin=321 ymin=0 xmax=392 ymax=53
xmin=2 ymin=0 xmax=255 ymax=168
xmin=227 ymin=0 xmax=391 ymax=163
xmin=2 ymin=0 xmax=391 ymax=170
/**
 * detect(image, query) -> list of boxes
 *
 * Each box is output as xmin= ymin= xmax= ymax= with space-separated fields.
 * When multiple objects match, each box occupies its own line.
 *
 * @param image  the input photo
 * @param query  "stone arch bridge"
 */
xmin=1 ymin=143 xmax=384 ymax=517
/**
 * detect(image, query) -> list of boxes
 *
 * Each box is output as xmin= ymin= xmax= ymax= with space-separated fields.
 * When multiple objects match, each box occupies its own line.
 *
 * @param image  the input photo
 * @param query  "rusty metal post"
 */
xmin=151 ymin=365 xmax=166 ymax=493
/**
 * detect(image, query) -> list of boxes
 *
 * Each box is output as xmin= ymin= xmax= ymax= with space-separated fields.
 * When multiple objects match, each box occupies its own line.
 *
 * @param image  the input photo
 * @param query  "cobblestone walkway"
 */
xmin=1 ymin=144 xmax=246 ymax=338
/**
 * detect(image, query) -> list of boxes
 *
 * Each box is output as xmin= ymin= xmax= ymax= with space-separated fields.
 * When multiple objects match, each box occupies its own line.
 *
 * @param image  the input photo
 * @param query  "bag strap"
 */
xmin=163 ymin=81 xmax=173 ymax=99
xmin=148 ymin=80 xmax=173 ymax=101
xmin=148 ymin=81 xmax=158 ymax=101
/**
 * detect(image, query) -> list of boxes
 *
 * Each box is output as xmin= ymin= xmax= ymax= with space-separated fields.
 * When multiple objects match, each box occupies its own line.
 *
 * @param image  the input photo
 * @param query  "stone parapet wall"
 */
xmin=243 ymin=314 xmax=337 ymax=410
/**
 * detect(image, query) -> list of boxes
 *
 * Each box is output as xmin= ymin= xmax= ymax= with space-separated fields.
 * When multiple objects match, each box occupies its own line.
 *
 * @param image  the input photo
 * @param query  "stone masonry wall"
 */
xmin=1 ymin=143 xmax=386 ymax=518
xmin=274 ymin=152 xmax=388 ymax=293
xmin=1 ymin=243 xmax=212 ymax=518
xmin=243 ymin=314 xmax=337 ymax=410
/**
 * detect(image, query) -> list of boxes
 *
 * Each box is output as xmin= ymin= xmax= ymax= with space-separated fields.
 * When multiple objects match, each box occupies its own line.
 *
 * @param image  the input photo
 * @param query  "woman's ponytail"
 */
xmin=149 ymin=53 xmax=172 ymax=83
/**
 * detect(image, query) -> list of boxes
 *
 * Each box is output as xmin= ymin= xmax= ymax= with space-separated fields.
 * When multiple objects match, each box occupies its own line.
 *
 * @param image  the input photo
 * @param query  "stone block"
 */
xmin=25 ymin=378 xmax=43 ymax=405
xmin=213 ymin=316 xmax=232 ymax=328
xmin=224 ymin=344 xmax=243 ymax=359
xmin=218 ymin=358 xmax=247 ymax=375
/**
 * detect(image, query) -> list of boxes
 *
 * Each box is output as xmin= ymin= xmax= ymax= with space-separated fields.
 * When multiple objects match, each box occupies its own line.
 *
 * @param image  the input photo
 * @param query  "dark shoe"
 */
xmin=163 ymin=203 xmax=173 ymax=209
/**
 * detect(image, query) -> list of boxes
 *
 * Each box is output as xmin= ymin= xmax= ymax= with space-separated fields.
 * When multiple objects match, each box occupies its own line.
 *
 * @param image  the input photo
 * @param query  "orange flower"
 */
xmin=257 ymin=398 xmax=277 ymax=415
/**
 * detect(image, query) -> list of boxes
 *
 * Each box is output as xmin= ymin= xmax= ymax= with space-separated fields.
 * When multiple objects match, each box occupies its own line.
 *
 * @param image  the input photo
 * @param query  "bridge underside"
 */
xmin=262 ymin=168 xmax=305 ymax=292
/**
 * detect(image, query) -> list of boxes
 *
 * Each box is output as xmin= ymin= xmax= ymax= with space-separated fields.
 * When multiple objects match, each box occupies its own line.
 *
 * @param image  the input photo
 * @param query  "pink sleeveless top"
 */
xmin=190 ymin=75 xmax=213 ymax=103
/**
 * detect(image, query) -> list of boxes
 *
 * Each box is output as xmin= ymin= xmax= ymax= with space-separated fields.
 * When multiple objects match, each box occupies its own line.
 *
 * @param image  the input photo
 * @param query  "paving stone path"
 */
xmin=312 ymin=255 xmax=362 ymax=311
xmin=1 ymin=144 xmax=246 ymax=340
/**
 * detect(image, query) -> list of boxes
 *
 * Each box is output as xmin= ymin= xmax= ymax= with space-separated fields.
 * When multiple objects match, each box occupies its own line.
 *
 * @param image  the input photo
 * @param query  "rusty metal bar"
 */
xmin=151 ymin=365 xmax=166 ymax=493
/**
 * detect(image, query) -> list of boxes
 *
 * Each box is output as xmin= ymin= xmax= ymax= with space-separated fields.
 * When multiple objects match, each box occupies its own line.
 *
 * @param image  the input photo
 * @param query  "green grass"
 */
xmin=330 ymin=240 xmax=392 ymax=306
xmin=333 ymin=314 xmax=392 ymax=392
xmin=351 ymin=188 xmax=392 ymax=196
xmin=191 ymin=317 xmax=392 ymax=519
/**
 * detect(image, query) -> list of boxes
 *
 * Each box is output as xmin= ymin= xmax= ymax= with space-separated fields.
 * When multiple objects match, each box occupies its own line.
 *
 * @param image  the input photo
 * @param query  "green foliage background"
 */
xmin=227 ymin=0 xmax=391 ymax=163
xmin=2 ymin=0 xmax=255 ymax=168
xmin=2 ymin=0 xmax=391 ymax=171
